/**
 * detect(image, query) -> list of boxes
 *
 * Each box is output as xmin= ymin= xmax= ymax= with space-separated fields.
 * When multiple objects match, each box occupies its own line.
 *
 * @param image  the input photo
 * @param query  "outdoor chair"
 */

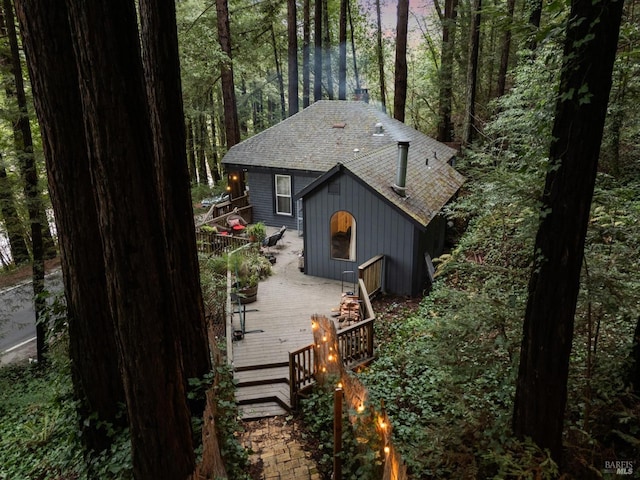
xmin=261 ymin=225 xmax=287 ymax=253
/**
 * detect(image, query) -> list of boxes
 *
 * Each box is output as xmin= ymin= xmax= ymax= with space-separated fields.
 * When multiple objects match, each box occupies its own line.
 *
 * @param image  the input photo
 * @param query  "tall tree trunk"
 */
xmin=314 ymin=0 xmax=322 ymax=101
xmin=271 ymin=24 xmax=286 ymax=120
xmin=527 ymin=0 xmax=542 ymax=50
xmin=0 ymin=157 xmax=29 ymax=265
xmin=186 ymin=116 xmax=197 ymax=183
xmin=322 ymin=0 xmax=333 ymax=99
xmin=436 ymin=0 xmax=458 ymax=142
xmin=512 ymin=0 xmax=625 ymax=465
xmin=303 ymin=0 xmax=311 ymax=108
xmin=139 ymin=0 xmax=213 ymax=428
xmin=64 ymin=0 xmax=202 ymax=476
xmin=393 ymin=0 xmax=409 ymax=122
xmin=375 ymin=0 xmax=386 ymax=111
xmin=288 ymin=0 xmax=299 ymax=115
xmin=216 ymin=0 xmax=241 ymax=148
xmin=208 ymin=109 xmax=221 ymax=183
xmin=2 ymin=0 xmax=47 ymax=362
xmin=14 ymin=0 xmax=127 ymax=458
xmin=348 ymin=0 xmax=361 ymax=93
xmin=196 ymin=113 xmax=209 ymax=185
xmin=496 ymin=0 xmax=516 ymax=98
xmin=338 ymin=0 xmax=347 ymax=100
xmin=463 ymin=0 xmax=481 ymax=146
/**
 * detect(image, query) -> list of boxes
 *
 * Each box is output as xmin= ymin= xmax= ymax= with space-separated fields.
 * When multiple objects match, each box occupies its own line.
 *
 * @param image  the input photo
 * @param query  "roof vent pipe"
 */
xmin=392 ymin=141 xmax=410 ymax=197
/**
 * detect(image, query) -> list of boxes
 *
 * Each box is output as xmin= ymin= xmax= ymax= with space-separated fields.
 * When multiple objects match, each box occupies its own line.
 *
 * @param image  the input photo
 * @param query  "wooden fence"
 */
xmin=195 ymin=231 xmax=251 ymax=255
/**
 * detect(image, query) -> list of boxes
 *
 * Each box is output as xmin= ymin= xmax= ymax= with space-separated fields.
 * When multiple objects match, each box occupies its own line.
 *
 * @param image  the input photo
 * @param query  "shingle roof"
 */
xmin=223 ymin=100 xmax=465 ymax=226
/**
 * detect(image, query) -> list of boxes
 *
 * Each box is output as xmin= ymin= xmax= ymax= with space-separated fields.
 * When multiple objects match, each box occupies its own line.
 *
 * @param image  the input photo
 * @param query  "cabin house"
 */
xmin=222 ymin=100 xmax=465 ymax=296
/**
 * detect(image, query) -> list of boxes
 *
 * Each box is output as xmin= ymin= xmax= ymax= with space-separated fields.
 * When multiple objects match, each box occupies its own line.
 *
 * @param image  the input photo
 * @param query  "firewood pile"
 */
xmin=335 ymin=293 xmax=360 ymax=325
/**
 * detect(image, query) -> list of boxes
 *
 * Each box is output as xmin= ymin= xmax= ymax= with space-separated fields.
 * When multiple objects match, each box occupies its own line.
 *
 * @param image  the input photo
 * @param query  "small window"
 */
xmin=275 ymin=174 xmax=292 ymax=215
xmin=330 ymin=211 xmax=356 ymax=260
xmin=328 ymin=180 xmax=340 ymax=195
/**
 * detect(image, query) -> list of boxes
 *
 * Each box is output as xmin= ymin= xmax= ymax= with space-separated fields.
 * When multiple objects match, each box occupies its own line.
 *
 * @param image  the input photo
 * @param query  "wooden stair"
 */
xmin=234 ymin=363 xmax=292 ymax=420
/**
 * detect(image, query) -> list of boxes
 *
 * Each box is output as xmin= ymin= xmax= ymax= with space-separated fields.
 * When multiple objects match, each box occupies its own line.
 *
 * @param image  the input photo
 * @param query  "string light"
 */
xmin=384 ymin=446 xmax=390 ymax=455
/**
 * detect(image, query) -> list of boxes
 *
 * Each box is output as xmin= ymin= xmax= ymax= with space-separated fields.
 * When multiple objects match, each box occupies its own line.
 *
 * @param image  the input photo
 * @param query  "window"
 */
xmin=275 ymin=175 xmax=292 ymax=215
xmin=330 ymin=211 xmax=356 ymax=260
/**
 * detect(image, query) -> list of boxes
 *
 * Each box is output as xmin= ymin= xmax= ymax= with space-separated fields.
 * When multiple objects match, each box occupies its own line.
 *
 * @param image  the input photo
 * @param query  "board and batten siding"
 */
xmin=302 ymin=171 xmax=432 ymax=296
xmin=247 ymin=169 xmax=319 ymax=231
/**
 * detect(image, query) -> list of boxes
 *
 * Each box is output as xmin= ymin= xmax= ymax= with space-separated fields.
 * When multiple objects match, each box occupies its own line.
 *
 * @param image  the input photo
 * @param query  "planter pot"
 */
xmin=231 ymin=284 xmax=258 ymax=304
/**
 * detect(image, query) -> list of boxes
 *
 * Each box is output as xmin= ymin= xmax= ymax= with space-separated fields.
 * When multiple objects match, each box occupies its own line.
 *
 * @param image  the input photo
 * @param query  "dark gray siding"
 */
xmin=247 ymin=169 xmax=318 ymax=230
xmin=302 ymin=171 xmax=435 ymax=296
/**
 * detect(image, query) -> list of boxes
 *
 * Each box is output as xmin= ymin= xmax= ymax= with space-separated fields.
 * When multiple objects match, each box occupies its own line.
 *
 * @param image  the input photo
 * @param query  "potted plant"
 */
xmin=245 ymin=222 xmax=267 ymax=243
xmin=229 ymin=249 xmax=272 ymax=304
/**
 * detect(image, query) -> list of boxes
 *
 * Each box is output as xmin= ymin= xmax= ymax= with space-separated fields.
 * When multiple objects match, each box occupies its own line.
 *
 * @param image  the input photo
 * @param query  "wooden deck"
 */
xmin=230 ymin=227 xmax=346 ymax=419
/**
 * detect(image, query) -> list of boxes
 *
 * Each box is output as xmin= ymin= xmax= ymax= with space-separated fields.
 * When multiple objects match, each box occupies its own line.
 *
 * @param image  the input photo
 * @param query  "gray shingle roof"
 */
xmin=223 ymin=100 xmax=465 ymax=226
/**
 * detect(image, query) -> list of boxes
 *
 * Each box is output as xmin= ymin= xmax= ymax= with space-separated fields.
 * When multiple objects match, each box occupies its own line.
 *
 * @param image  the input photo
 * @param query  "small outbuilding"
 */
xmin=222 ymin=100 xmax=465 ymax=296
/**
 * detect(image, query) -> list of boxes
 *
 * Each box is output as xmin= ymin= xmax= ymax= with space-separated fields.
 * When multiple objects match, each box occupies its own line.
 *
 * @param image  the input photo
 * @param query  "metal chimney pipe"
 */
xmin=393 ymin=140 xmax=410 ymax=197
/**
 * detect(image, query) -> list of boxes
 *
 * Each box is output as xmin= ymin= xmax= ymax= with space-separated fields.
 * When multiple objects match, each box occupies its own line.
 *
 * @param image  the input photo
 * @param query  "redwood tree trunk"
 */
xmin=186 ymin=116 xmax=197 ymax=183
xmin=14 ymin=0 xmax=126 ymax=456
xmin=513 ymin=0 xmax=625 ymax=465
xmin=216 ymin=0 xmax=241 ymax=148
xmin=288 ymin=0 xmax=299 ymax=115
xmin=303 ymin=0 xmax=311 ymax=108
xmin=436 ymin=0 xmax=458 ymax=142
xmin=0 ymin=158 xmax=29 ymax=265
xmin=338 ymin=0 xmax=347 ymax=100
xmin=375 ymin=0 xmax=387 ymax=111
xmin=463 ymin=0 xmax=481 ymax=146
xmin=2 ymin=0 xmax=47 ymax=363
xmin=314 ymin=0 xmax=323 ymax=101
xmin=322 ymin=0 xmax=333 ymax=99
xmin=138 ymin=0 xmax=212 ymax=419
xmin=63 ymin=0 xmax=199 ymax=476
xmin=393 ymin=0 xmax=409 ymax=122
xmin=496 ymin=0 xmax=516 ymax=98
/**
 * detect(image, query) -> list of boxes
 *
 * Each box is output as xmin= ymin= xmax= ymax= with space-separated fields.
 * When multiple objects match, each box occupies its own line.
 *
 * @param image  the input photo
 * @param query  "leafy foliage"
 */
xmin=300 ymin=383 xmax=383 ymax=479
xmin=211 ymin=359 xmax=251 ymax=480
xmin=0 ymin=344 xmax=132 ymax=480
xmin=356 ymin=33 xmax=640 ymax=477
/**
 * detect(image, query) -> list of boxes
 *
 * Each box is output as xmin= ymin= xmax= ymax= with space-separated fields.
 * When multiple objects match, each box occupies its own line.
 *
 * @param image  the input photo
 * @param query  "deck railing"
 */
xmin=337 ymin=317 xmax=374 ymax=371
xmin=195 ymin=231 xmax=251 ymax=255
xmin=289 ymin=345 xmax=315 ymax=408
xmin=289 ymin=255 xmax=383 ymax=408
xmin=358 ymin=254 xmax=384 ymax=297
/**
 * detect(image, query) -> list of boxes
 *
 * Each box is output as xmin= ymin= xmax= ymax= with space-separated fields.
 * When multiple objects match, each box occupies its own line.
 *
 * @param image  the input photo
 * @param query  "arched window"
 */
xmin=330 ymin=211 xmax=356 ymax=260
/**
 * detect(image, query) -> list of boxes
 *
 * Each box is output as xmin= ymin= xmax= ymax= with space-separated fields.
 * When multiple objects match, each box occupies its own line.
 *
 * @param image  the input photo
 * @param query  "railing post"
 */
xmin=367 ymin=321 xmax=374 ymax=358
xmin=289 ymin=352 xmax=296 ymax=410
xmin=333 ymin=386 xmax=343 ymax=480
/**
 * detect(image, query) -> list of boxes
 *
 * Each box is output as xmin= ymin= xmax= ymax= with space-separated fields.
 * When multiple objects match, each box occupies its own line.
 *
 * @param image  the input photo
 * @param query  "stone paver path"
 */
xmin=240 ymin=416 xmax=322 ymax=480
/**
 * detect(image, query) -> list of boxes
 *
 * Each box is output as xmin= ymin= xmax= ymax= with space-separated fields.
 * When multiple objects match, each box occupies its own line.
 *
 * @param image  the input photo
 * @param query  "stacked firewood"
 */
xmin=337 ymin=293 xmax=360 ymax=324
